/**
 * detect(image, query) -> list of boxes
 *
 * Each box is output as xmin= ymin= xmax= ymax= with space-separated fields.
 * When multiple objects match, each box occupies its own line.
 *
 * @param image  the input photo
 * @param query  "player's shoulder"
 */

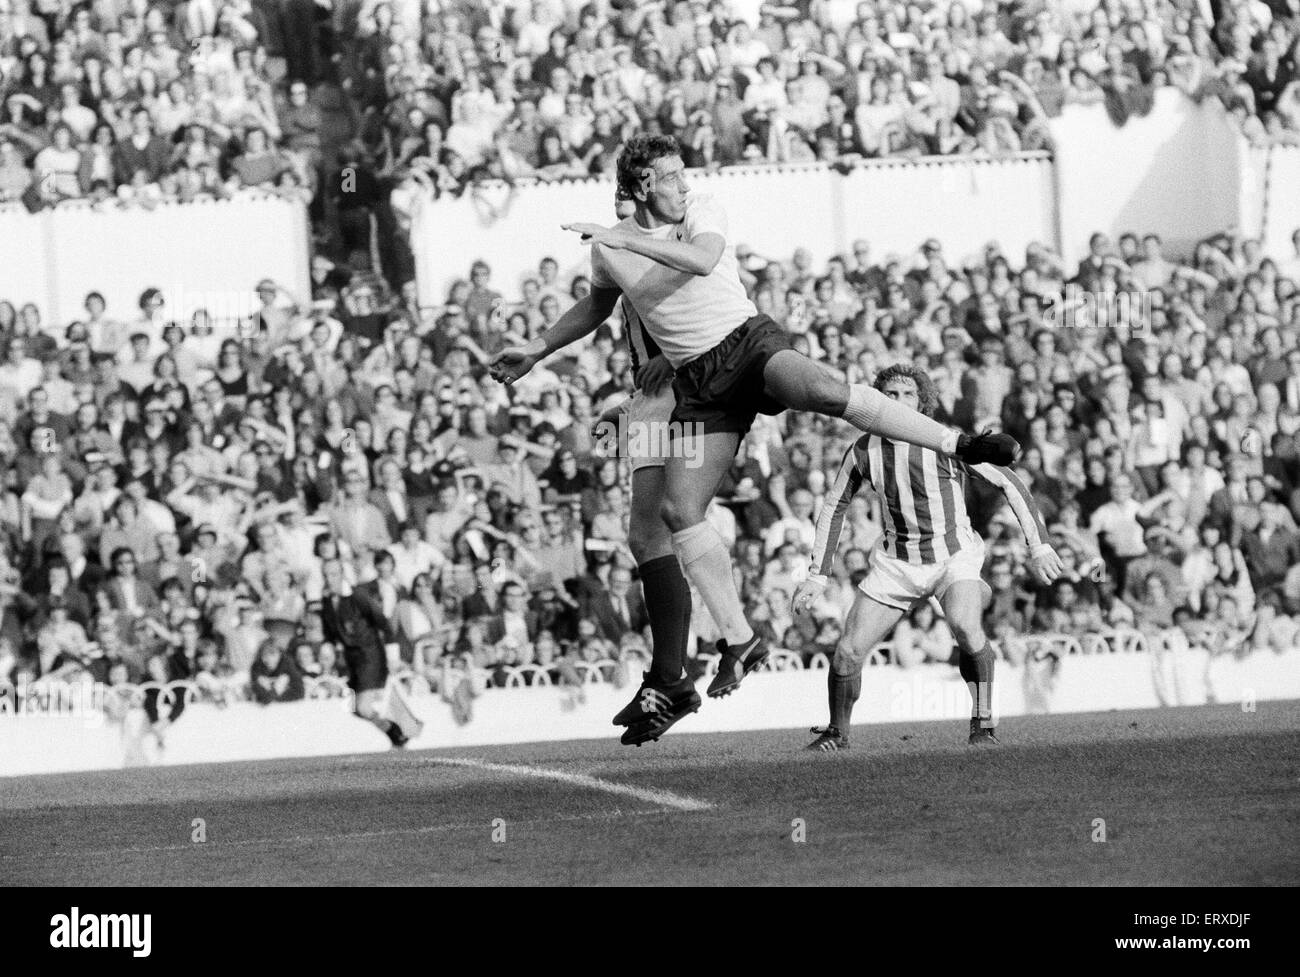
xmin=848 ymin=434 xmax=874 ymax=465
xmin=685 ymin=192 xmax=724 ymax=218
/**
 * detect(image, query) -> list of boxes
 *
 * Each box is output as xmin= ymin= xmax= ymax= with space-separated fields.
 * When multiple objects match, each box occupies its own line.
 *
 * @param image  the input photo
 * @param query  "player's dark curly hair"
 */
xmin=873 ymin=363 xmax=939 ymax=418
xmin=615 ymin=133 xmax=681 ymax=201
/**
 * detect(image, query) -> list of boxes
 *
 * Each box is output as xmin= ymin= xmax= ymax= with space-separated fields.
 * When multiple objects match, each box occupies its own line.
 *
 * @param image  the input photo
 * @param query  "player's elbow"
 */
xmin=691 ymin=244 xmax=724 ymax=276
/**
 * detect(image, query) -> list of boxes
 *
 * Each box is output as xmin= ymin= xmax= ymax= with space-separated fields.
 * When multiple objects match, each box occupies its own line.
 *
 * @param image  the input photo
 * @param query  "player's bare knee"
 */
xmin=659 ymin=497 xmax=700 ymax=533
xmin=779 ymin=371 xmax=845 ymax=415
xmin=950 ymin=621 xmax=987 ymax=654
xmin=627 ymin=525 xmax=660 ymax=565
xmin=831 ymin=643 xmax=866 ymax=677
xmin=812 ymin=376 xmax=849 ymax=415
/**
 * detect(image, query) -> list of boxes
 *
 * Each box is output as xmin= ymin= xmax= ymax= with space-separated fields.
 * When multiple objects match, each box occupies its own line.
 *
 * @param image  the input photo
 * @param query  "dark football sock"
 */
xmin=959 ymin=643 xmax=996 ymax=726
xmin=639 ymin=554 xmax=693 ymax=687
xmin=829 ymin=670 xmax=862 ymax=734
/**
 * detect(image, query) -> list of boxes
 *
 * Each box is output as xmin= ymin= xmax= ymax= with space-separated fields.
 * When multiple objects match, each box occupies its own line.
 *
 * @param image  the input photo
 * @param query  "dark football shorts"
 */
xmin=343 ymin=646 xmax=389 ymax=694
xmin=670 ymin=314 xmax=794 ymax=436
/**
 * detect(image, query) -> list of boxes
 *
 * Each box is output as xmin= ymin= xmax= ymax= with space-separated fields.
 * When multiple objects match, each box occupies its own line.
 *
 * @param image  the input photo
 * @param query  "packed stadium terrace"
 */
xmin=1 ymin=0 xmax=1299 ymax=264
xmin=3 ymin=220 xmax=1300 ymax=714
xmin=3 ymin=0 xmax=1300 ymax=714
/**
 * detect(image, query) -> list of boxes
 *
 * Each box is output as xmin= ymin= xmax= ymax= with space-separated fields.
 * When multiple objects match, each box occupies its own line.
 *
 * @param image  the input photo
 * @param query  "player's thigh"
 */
xmin=937 ymin=580 xmax=990 ymax=649
xmin=629 ymin=464 xmax=672 ymax=561
xmin=662 ymin=430 xmax=741 ymax=528
xmin=760 ymin=349 xmax=848 ymax=415
xmin=835 ymin=592 xmax=907 ymax=673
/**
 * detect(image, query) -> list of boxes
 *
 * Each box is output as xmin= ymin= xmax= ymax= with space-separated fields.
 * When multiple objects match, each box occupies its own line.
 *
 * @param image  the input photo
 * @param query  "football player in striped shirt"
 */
xmin=793 ymin=364 xmax=1063 ymax=750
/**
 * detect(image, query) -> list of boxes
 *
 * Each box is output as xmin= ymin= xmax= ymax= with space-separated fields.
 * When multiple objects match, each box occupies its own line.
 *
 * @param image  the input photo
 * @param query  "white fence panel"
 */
xmin=0 ymin=193 xmax=310 ymax=329
xmin=1050 ymin=89 xmax=1243 ymax=265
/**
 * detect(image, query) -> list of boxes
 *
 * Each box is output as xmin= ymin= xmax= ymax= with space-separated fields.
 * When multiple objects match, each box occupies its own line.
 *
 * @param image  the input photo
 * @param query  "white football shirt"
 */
xmin=589 ymin=194 xmax=758 ymax=369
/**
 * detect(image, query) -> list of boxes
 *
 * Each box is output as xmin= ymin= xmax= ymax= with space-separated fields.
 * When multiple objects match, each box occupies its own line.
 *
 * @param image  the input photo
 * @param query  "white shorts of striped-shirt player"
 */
xmin=858 ymin=526 xmax=992 ymax=612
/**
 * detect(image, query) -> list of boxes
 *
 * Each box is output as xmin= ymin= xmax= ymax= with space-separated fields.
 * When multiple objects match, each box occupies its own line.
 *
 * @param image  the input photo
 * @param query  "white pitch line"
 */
xmin=4 ymin=758 xmax=714 ymax=862
xmin=428 ymin=757 xmax=714 ymax=812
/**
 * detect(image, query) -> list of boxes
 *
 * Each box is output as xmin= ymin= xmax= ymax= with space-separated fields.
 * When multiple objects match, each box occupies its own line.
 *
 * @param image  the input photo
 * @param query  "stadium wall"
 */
xmin=1252 ymin=143 xmax=1300 ymax=261
xmin=0 ymin=193 xmax=312 ymax=328
xmin=1050 ymin=89 xmax=1244 ymax=265
xmin=413 ymin=91 xmax=1295 ymax=301
xmin=2 ymin=648 xmax=1295 ymax=777
xmin=410 ymin=154 xmax=1058 ymax=306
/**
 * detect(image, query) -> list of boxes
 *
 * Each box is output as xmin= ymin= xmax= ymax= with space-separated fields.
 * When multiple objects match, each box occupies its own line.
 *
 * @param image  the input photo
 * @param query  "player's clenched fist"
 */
xmin=792 ymin=574 xmax=828 ymax=616
xmin=636 ymin=353 xmax=673 ymax=395
xmin=489 ymin=343 xmax=541 ymax=384
xmin=1028 ymin=544 xmax=1064 ymax=586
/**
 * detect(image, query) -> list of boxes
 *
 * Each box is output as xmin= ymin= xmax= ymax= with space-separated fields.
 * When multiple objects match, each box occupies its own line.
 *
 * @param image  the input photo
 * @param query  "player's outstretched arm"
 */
xmin=489 ymin=286 xmax=621 ymax=384
xmin=794 ymin=444 xmax=866 ymax=616
xmin=969 ymin=462 xmax=1063 ymax=585
xmin=563 ymin=222 xmax=725 ymax=277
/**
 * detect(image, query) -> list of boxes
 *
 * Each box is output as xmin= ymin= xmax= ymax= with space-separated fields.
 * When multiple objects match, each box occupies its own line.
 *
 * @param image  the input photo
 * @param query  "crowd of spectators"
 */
xmin=3 ymin=1 xmax=1300 ymax=277
xmin=4 ymin=216 xmax=1300 ymax=722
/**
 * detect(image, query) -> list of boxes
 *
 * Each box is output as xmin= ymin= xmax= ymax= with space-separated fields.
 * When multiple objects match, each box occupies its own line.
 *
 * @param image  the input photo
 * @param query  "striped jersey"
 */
xmin=811 ymin=434 xmax=1048 ymax=575
xmin=621 ymin=297 xmax=662 ymax=377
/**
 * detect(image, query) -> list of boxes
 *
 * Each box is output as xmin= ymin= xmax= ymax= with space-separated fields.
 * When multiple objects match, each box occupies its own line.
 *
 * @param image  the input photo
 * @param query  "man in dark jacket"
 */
xmin=250 ymin=639 xmax=306 ymax=705
xmin=112 ymin=107 xmax=170 ymax=186
xmin=319 ymin=557 xmax=421 ymax=746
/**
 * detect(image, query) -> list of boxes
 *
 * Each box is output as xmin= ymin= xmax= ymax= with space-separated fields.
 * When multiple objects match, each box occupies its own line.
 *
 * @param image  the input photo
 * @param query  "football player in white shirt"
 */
xmin=492 ymin=134 xmax=1017 ymax=710
xmin=586 ymin=190 xmax=708 ymax=745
